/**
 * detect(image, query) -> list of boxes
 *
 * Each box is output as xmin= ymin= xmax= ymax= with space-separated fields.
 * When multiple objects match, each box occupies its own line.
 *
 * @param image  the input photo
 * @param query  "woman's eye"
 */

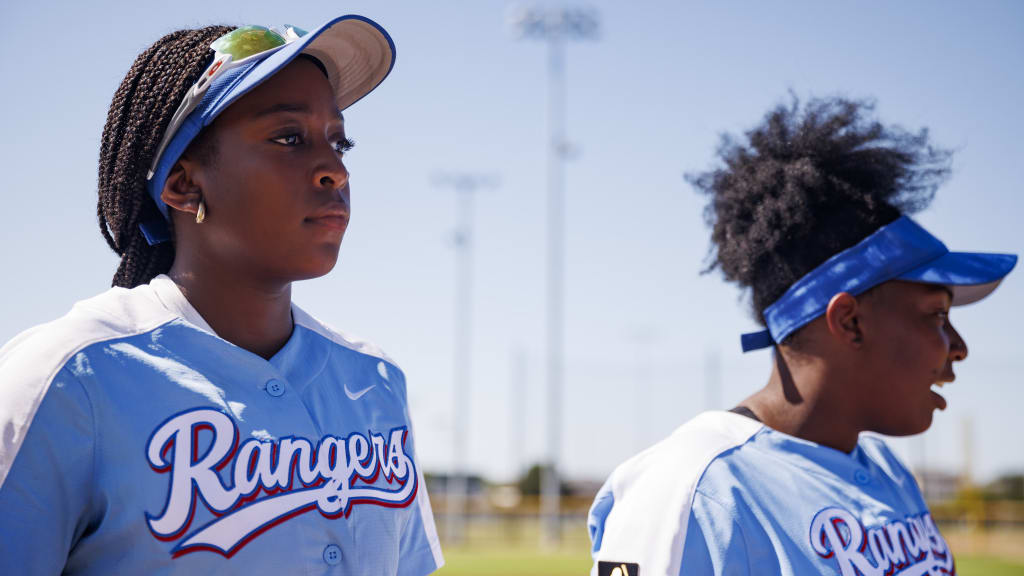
xmin=334 ymin=137 xmax=355 ymax=154
xmin=272 ymin=134 xmax=302 ymax=146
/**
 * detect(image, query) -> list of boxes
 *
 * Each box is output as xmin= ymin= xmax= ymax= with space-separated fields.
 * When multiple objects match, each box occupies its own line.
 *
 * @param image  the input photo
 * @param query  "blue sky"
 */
xmin=1 ymin=0 xmax=1021 ymax=483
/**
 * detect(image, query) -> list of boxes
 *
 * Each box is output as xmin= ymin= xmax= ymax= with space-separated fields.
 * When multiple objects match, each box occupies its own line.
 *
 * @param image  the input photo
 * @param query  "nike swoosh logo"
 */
xmin=344 ymin=382 xmax=376 ymax=400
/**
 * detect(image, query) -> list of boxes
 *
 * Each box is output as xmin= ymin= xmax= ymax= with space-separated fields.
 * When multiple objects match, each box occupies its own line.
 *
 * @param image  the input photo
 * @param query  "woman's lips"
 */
xmin=305 ymin=214 xmax=349 ymax=230
xmin=930 ymin=385 xmax=947 ymax=410
xmin=306 ymin=203 xmax=350 ymax=230
xmin=931 ymin=377 xmax=951 ymax=411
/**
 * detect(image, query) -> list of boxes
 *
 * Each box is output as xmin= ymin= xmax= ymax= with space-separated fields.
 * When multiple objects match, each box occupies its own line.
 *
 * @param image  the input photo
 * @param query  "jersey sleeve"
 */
xmin=679 ymin=491 xmax=750 ymax=576
xmin=589 ymin=484 xmax=750 ymax=576
xmin=391 ymin=364 xmax=444 ymax=576
xmin=587 ymin=476 xmax=615 ymax=557
xmin=0 ymin=365 xmax=97 ymax=575
xmin=588 ymin=412 xmax=764 ymax=576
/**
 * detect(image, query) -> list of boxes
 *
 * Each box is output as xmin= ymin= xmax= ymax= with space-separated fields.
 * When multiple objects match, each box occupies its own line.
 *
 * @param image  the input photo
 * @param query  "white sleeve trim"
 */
xmin=0 ymin=284 xmax=179 ymax=488
xmin=593 ymin=411 xmax=763 ymax=576
xmin=415 ymin=461 xmax=445 ymax=571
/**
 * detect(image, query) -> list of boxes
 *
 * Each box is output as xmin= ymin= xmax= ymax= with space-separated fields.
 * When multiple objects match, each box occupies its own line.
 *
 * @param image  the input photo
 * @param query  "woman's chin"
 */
xmin=285 ymin=247 xmax=343 ymax=282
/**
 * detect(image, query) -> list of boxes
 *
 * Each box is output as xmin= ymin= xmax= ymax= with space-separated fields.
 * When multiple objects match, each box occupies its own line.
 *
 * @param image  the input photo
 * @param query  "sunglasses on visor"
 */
xmin=145 ymin=25 xmax=308 ymax=181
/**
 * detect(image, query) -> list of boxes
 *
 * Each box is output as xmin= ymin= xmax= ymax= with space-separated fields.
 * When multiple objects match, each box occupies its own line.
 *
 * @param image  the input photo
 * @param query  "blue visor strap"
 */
xmin=740 ymin=330 xmax=774 ymax=352
xmin=741 ymin=216 xmax=949 ymax=352
xmin=139 ymin=218 xmax=172 ymax=245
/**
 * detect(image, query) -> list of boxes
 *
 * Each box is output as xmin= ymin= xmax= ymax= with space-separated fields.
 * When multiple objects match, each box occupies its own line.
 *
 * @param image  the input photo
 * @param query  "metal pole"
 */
xmin=509 ymin=5 xmax=599 ymax=548
xmin=630 ymin=327 xmax=657 ymax=451
xmin=961 ymin=416 xmax=973 ymax=489
xmin=450 ymin=183 xmax=473 ymax=545
xmin=511 ymin=347 xmax=527 ymax=482
xmin=434 ymin=174 xmax=496 ymax=545
xmin=705 ymin=347 xmax=721 ymax=411
xmin=541 ymin=29 xmax=566 ymax=547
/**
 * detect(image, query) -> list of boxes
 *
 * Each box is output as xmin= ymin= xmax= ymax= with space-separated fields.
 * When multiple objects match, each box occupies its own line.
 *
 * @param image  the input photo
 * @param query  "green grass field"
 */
xmin=957 ymin=557 xmax=1024 ymax=576
xmin=438 ymin=548 xmax=588 ymax=575
xmin=436 ymin=547 xmax=1024 ymax=575
xmin=433 ymin=520 xmax=1024 ymax=575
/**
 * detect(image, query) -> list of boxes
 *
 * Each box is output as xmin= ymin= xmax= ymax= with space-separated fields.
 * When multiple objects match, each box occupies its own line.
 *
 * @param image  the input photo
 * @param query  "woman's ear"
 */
xmin=160 ymin=158 xmax=204 ymax=217
xmin=824 ymin=292 xmax=863 ymax=349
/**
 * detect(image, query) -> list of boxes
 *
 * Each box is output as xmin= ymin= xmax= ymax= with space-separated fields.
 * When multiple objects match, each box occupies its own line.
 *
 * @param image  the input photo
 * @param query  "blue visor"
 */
xmin=139 ymin=15 xmax=395 ymax=245
xmin=740 ymin=215 xmax=1017 ymax=352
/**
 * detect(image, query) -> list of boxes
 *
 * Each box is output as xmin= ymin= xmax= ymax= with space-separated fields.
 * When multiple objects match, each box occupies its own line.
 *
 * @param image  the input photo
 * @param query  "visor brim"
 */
xmin=897 ymin=251 xmax=1018 ymax=305
xmin=205 ymin=15 xmax=395 ymax=122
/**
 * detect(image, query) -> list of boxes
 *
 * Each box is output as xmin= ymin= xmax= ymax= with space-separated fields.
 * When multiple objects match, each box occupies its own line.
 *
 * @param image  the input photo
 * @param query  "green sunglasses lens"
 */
xmin=211 ymin=26 xmax=287 ymax=60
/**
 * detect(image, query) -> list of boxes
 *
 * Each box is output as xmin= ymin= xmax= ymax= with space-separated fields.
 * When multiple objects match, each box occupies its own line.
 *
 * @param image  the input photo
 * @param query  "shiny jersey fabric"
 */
xmin=0 ymin=275 xmax=443 ymax=575
xmin=588 ymin=411 xmax=953 ymax=576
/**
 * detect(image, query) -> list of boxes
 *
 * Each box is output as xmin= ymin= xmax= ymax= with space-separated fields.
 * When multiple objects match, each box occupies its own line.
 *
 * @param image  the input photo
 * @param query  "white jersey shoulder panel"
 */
xmin=0 ymin=283 xmax=176 ymax=486
xmin=593 ymin=411 xmax=763 ymax=575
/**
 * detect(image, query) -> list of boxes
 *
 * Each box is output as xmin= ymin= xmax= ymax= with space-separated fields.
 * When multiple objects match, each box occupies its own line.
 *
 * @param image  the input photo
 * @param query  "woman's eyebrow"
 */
xmin=253 ymin=102 xmax=344 ymax=121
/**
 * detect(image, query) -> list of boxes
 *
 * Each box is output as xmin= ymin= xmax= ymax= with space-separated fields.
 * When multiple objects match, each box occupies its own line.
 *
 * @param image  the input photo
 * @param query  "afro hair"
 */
xmin=689 ymin=96 xmax=952 ymax=327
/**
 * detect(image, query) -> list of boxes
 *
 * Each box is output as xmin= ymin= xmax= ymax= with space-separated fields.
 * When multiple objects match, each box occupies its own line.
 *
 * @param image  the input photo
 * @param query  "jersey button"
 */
xmin=323 ymin=544 xmax=342 ymax=566
xmin=265 ymin=379 xmax=285 ymax=398
xmin=854 ymin=469 xmax=871 ymax=485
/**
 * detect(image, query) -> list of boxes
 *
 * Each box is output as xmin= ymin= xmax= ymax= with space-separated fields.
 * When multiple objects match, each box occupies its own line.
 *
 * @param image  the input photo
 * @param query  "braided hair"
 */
xmin=689 ymin=97 xmax=952 ymax=331
xmin=97 ymin=26 xmax=233 ymax=288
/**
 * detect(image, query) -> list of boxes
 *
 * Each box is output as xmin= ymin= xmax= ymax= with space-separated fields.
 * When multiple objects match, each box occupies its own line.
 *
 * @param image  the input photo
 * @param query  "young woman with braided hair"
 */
xmin=588 ymin=98 xmax=1017 ymax=576
xmin=0 ymin=16 xmax=443 ymax=575
xmin=97 ymin=26 xmax=232 ymax=289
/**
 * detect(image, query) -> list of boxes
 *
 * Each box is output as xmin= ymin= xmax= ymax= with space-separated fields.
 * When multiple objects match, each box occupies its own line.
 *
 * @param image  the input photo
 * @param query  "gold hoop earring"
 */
xmin=196 ymin=200 xmax=206 ymax=224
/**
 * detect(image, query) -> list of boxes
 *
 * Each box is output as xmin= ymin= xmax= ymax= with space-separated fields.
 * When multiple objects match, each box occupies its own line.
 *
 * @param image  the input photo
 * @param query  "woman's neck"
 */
xmin=740 ymin=350 xmax=862 ymax=453
xmin=166 ymin=263 xmax=293 ymax=360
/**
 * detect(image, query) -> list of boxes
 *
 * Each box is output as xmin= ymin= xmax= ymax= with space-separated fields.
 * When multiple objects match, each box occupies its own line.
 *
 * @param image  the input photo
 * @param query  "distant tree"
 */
xmin=517 ymin=463 xmax=571 ymax=496
xmin=983 ymin=474 xmax=1024 ymax=501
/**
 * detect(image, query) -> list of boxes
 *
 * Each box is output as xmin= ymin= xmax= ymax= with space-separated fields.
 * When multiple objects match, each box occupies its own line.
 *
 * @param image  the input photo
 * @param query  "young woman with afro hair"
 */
xmin=588 ymin=96 xmax=1016 ymax=576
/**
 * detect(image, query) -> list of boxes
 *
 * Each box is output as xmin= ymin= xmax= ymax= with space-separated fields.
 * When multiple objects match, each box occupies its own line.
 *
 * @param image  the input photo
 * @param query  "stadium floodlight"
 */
xmin=509 ymin=4 xmax=599 ymax=547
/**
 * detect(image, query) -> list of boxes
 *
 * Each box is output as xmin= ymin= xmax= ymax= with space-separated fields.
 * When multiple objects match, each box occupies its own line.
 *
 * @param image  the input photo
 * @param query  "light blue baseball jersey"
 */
xmin=588 ymin=411 xmax=954 ymax=576
xmin=0 ymin=275 xmax=443 ymax=575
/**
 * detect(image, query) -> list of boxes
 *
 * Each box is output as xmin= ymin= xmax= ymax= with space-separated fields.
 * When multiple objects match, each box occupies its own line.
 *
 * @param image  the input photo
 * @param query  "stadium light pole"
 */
xmin=433 ymin=172 xmax=498 ymax=545
xmin=509 ymin=5 xmax=599 ymax=546
xmin=705 ymin=347 xmax=722 ymax=411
